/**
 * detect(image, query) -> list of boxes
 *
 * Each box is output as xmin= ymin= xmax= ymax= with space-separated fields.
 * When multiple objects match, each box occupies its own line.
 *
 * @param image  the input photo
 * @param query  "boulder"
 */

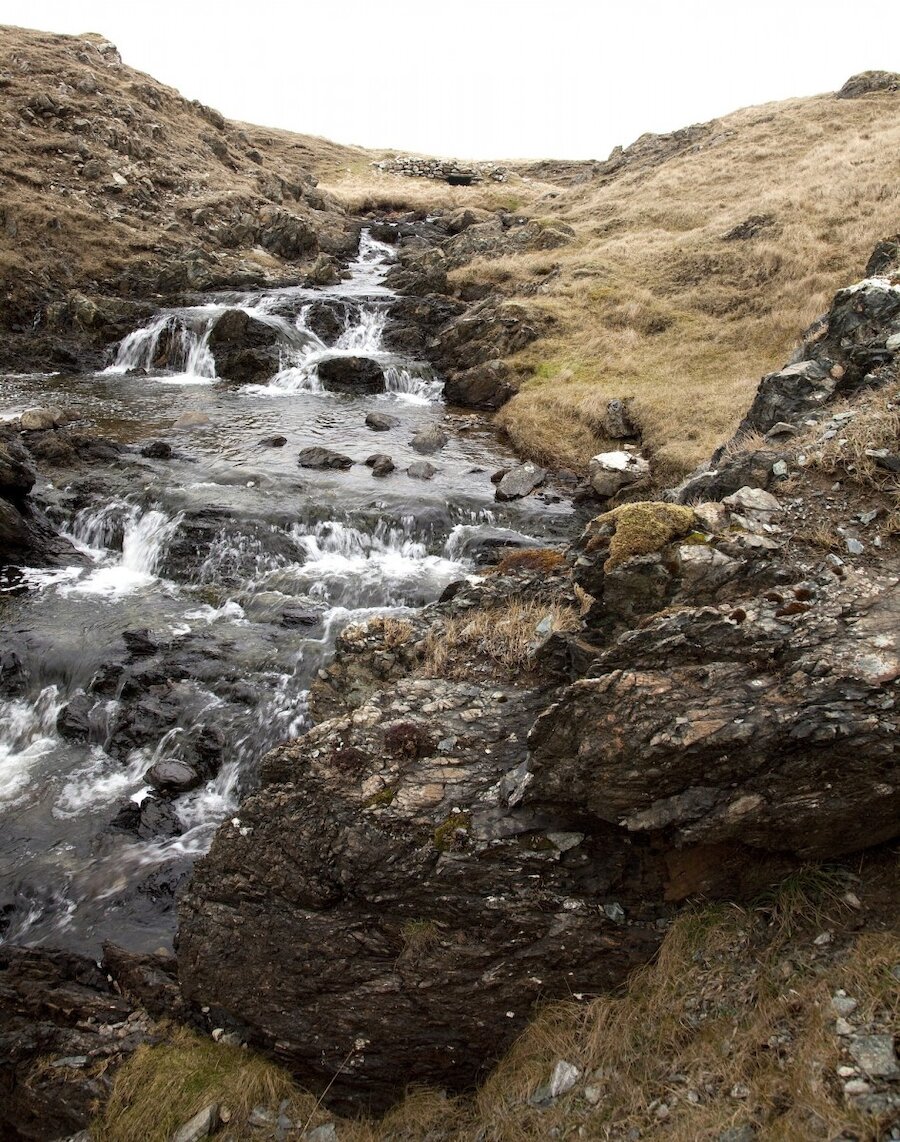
xmin=208 ymin=310 xmax=281 ymax=385
xmin=429 ymin=300 xmax=545 ymax=375
xmin=407 ymin=461 xmax=438 ymax=480
xmin=0 ymin=440 xmax=37 ymax=502
xmin=297 ymin=446 xmax=353 ymax=470
xmin=178 ymin=680 xmax=665 ymax=1105
xmin=145 ymin=758 xmax=202 ymax=794
xmin=589 ymin=450 xmax=651 ymax=499
xmin=20 ymin=406 xmax=67 ymax=432
xmin=409 ymin=425 xmax=448 ymax=454
xmin=837 ymin=71 xmax=900 ymax=98
xmin=365 ymin=453 xmax=395 ymax=477
xmin=317 ymin=356 xmax=385 ymax=395
xmin=494 ymin=462 xmax=546 ymax=501
xmin=365 ymin=412 xmax=400 ymax=432
xmin=304 ymin=301 xmax=345 ymax=343
xmin=443 ymin=360 xmax=516 ymax=410
xmin=140 ymin=440 xmax=173 ymax=459
xmin=602 ymin=399 xmax=638 ymax=440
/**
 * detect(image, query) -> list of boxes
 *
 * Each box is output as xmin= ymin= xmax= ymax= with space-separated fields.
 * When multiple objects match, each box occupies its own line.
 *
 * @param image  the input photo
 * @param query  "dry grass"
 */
xmin=94 ymin=863 xmax=899 ymax=1141
xmin=799 ymin=379 xmax=900 ymax=493
xmin=341 ymin=616 xmax=415 ymax=648
xmin=326 ymin=89 xmax=900 ymax=479
xmin=420 ymin=600 xmax=579 ymax=679
xmin=487 ymin=547 xmax=568 ymax=575
xmin=92 ymin=1026 xmax=321 ymax=1142
xmin=320 ymin=170 xmax=530 ymax=216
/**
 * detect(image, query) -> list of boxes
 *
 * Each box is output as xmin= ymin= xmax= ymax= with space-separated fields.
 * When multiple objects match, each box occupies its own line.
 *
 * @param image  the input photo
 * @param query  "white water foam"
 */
xmin=0 ymin=687 xmax=63 ymax=805
xmin=59 ymin=504 xmax=182 ymax=598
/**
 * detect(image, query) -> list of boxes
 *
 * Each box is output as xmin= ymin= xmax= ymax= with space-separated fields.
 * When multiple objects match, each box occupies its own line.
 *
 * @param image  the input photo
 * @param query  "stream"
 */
xmin=0 ymin=232 xmax=574 ymax=956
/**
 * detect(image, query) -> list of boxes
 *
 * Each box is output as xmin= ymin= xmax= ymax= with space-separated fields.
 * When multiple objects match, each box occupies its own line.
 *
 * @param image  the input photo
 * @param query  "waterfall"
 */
xmin=0 ymin=687 xmax=63 ymax=806
xmin=60 ymin=502 xmax=182 ymax=597
xmin=104 ymin=313 xmax=217 ymax=382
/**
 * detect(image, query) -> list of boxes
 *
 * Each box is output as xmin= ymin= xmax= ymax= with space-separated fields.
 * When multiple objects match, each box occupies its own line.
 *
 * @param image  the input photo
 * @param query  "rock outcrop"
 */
xmin=176 ymin=248 xmax=900 ymax=1109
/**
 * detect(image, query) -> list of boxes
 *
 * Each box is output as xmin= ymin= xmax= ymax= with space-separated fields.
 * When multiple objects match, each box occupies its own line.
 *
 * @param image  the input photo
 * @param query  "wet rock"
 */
xmin=122 ymin=628 xmax=160 ymax=657
xmin=495 ymin=462 xmax=546 ymax=501
xmin=20 ymin=406 xmax=67 ymax=431
xmin=297 ymin=446 xmax=353 ymax=470
xmin=258 ymin=434 xmax=287 ymax=448
xmin=443 ymin=359 xmax=516 ymax=410
xmin=409 ymin=425 xmax=448 ymax=453
xmin=365 ymin=453 xmax=395 ymax=477
xmin=207 ymin=309 xmax=283 ymax=385
xmin=178 ymin=679 xmax=665 ymax=1106
xmin=145 ymin=758 xmax=203 ymax=795
xmin=317 ymin=356 xmax=385 ymax=395
xmin=589 ymin=450 xmax=650 ymax=499
xmin=140 ymin=440 xmax=173 ymax=459
xmin=110 ymin=795 xmax=183 ymax=840
xmin=0 ymin=439 xmax=37 ymax=502
xmin=407 ymin=460 xmax=438 ymax=480
xmin=365 ymin=412 xmax=399 ymax=432
xmin=173 ymin=411 xmax=211 ymax=430
xmin=304 ymin=301 xmax=345 ymax=343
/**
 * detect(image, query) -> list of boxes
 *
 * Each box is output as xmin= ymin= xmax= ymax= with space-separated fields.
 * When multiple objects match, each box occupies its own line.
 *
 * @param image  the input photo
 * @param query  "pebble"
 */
xmin=831 ymin=994 xmax=858 ymax=1017
xmin=844 ymin=1078 xmax=872 ymax=1095
xmin=848 ymin=1034 xmax=900 ymax=1078
xmin=845 ymin=538 xmax=864 ymax=555
xmin=835 ymin=1018 xmax=854 ymax=1036
xmin=812 ymin=931 xmax=833 ymax=946
xmin=730 ymin=1083 xmax=750 ymax=1099
xmin=584 ymin=1085 xmax=603 ymax=1105
xmin=549 ymin=1059 xmax=581 ymax=1097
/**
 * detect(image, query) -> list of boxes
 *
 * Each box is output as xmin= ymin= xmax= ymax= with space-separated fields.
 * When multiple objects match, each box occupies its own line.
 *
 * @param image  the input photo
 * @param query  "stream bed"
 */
xmin=0 ymin=233 xmax=574 ymax=955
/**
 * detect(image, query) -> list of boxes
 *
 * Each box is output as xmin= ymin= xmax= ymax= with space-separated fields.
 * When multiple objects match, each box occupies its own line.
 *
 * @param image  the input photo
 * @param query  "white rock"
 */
xmin=549 ymin=1059 xmax=581 ymax=1097
xmin=170 ymin=1103 xmax=219 ymax=1142
xmin=722 ymin=486 xmax=782 ymax=514
xmin=588 ymin=450 xmax=650 ymax=498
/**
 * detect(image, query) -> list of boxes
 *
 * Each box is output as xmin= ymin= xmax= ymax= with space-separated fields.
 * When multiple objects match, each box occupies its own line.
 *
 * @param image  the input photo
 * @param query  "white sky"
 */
xmin=1 ymin=0 xmax=898 ymax=160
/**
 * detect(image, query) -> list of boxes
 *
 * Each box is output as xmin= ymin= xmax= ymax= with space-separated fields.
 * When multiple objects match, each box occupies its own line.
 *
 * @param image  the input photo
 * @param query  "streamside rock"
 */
xmin=297 ymin=446 xmax=353 ymax=470
xmin=317 ymin=356 xmax=385 ymax=395
xmin=494 ymin=462 xmax=546 ymax=501
xmin=365 ymin=453 xmax=395 ymax=477
xmin=407 ymin=461 xmax=438 ymax=480
xmin=178 ymin=680 xmax=666 ymax=1106
xmin=409 ymin=425 xmax=448 ymax=453
xmin=589 ymin=450 xmax=650 ymax=499
xmin=443 ymin=360 xmax=516 ymax=410
xmin=208 ymin=309 xmax=281 ymax=385
xmin=365 ymin=412 xmax=399 ymax=432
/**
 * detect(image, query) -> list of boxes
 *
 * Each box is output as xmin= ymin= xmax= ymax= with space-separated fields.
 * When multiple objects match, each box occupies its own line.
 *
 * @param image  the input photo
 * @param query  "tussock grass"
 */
xmin=93 ymin=1027 xmax=320 ymax=1142
xmin=341 ymin=616 xmax=415 ymax=648
xmin=487 ymin=547 xmax=568 ymax=575
xmin=420 ymin=600 xmax=579 ymax=679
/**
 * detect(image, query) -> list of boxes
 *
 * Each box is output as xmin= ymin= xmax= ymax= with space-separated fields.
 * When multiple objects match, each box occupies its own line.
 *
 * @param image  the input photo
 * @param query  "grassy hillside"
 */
xmin=322 ymin=84 xmax=900 ymax=478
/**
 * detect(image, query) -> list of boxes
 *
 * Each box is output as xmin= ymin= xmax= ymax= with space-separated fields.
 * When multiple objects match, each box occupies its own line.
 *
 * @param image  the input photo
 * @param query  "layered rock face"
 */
xmin=177 ymin=252 xmax=900 ymax=1105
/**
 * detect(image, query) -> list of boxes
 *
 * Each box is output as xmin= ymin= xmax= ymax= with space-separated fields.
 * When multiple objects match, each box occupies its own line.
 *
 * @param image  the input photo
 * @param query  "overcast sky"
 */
xmin=2 ymin=1 xmax=898 ymax=159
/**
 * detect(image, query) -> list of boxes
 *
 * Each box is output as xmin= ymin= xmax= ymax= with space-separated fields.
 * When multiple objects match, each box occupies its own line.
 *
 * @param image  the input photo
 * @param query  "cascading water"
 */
xmin=0 ymin=229 xmax=575 ymax=954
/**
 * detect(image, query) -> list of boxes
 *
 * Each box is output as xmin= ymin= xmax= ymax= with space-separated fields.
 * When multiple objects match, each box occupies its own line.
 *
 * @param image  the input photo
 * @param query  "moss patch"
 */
xmin=597 ymin=502 xmax=697 ymax=571
xmin=433 ymin=811 xmax=472 ymax=852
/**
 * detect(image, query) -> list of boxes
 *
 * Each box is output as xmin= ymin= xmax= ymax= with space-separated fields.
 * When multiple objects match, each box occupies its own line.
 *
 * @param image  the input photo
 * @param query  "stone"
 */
xmin=306 ymin=1126 xmax=337 ymax=1142
xmin=848 ymin=1035 xmax=899 ymax=1078
xmin=171 ymin=1102 xmax=219 ymax=1142
xmin=409 ymin=425 xmax=449 ymax=453
xmin=603 ymin=399 xmax=638 ymax=439
xmin=443 ymin=360 xmax=516 ymax=410
xmin=589 ymin=450 xmax=650 ymax=499
xmin=145 ymin=759 xmax=202 ymax=794
xmin=317 ymin=356 xmax=385 ymax=395
xmin=837 ymin=70 xmax=900 ymax=98
xmin=20 ymin=406 xmax=66 ymax=431
xmin=407 ymin=461 xmax=438 ymax=480
xmin=772 ymin=460 xmax=788 ymax=477
xmin=208 ymin=310 xmax=281 ymax=384
xmin=366 ymin=453 xmax=395 ymax=477
xmin=722 ymin=486 xmax=782 ymax=514
xmin=0 ymin=440 xmax=38 ymax=501
xmin=365 ymin=412 xmax=400 ymax=432
xmin=173 ymin=412 xmax=211 ymax=430
xmin=733 ymin=361 xmax=837 ymax=438
xmin=845 ymin=538 xmax=864 ymax=555
xmin=259 ymin=435 xmax=287 ymax=447
xmin=297 ymin=447 xmax=353 ymax=470
xmin=831 ymin=994 xmax=859 ymax=1017
xmin=866 ymin=448 xmax=900 ymax=473
xmin=141 ymin=440 xmax=173 ymax=459
xmin=886 ymin=332 xmax=900 ymax=352
xmin=495 ymin=462 xmax=546 ymax=501
xmin=549 ymin=1060 xmax=581 ymax=1097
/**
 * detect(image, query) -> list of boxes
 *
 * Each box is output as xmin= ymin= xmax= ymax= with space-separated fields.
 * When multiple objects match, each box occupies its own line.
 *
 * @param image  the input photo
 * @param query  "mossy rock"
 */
xmin=596 ymin=502 xmax=697 ymax=571
xmin=433 ymin=811 xmax=471 ymax=852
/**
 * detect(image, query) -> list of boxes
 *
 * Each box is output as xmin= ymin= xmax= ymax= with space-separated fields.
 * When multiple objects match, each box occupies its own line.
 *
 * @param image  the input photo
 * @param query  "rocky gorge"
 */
xmin=0 ymin=24 xmax=898 ymax=1142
